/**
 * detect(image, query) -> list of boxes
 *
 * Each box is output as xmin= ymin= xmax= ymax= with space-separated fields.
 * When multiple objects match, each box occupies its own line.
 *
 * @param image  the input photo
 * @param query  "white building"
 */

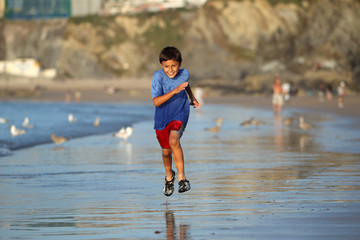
xmin=0 ymin=59 xmax=56 ymax=78
xmin=101 ymin=0 xmax=208 ymax=15
xmin=72 ymin=0 xmax=103 ymax=16
xmin=0 ymin=59 xmax=40 ymax=78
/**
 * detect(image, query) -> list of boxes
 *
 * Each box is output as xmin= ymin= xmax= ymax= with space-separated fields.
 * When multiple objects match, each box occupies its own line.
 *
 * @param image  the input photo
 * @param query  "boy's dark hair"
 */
xmin=159 ymin=46 xmax=182 ymax=64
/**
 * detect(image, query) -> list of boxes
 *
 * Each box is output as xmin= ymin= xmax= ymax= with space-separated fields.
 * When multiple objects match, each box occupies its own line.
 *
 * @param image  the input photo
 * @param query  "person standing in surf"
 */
xmin=151 ymin=46 xmax=199 ymax=196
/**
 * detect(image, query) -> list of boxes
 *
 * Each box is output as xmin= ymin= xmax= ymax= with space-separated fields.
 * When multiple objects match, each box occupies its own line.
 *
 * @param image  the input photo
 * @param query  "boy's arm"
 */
xmin=153 ymin=82 xmax=189 ymax=107
xmin=185 ymin=85 xmax=199 ymax=108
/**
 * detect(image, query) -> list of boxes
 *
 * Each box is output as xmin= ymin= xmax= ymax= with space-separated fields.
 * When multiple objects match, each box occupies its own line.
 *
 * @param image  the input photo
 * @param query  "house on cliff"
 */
xmin=0 ymin=0 xmax=207 ymax=19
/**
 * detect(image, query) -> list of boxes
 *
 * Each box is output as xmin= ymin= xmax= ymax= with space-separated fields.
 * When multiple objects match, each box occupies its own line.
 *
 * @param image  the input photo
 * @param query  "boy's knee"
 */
xmin=169 ymin=135 xmax=180 ymax=148
xmin=162 ymin=149 xmax=172 ymax=158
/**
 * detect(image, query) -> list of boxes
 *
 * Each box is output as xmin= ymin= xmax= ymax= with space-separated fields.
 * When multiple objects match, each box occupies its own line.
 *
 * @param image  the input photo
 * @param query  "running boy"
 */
xmin=151 ymin=46 xmax=199 ymax=196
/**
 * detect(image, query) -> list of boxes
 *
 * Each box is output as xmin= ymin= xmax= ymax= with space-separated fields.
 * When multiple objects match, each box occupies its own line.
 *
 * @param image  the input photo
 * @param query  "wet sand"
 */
xmin=1 ymin=80 xmax=360 ymax=239
xmin=1 ymin=101 xmax=360 ymax=239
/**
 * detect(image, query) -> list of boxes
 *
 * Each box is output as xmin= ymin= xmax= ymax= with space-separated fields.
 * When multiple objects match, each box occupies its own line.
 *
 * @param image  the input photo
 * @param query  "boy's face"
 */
xmin=161 ymin=59 xmax=181 ymax=79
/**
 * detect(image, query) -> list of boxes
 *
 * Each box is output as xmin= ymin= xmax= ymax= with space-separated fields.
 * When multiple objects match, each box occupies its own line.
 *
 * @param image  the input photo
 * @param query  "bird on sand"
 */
xmin=10 ymin=125 xmax=26 ymax=136
xmin=113 ymin=126 xmax=133 ymax=141
xmin=250 ymin=118 xmax=265 ymax=126
xmin=299 ymin=116 xmax=313 ymax=131
xmin=68 ymin=114 xmax=77 ymax=123
xmin=93 ymin=116 xmax=101 ymax=127
xmin=0 ymin=117 xmax=8 ymax=124
xmin=205 ymin=118 xmax=223 ymax=134
xmin=240 ymin=117 xmax=254 ymax=127
xmin=22 ymin=117 xmax=34 ymax=128
xmin=283 ymin=117 xmax=294 ymax=126
xmin=241 ymin=117 xmax=265 ymax=127
xmin=51 ymin=133 xmax=69 ymax=145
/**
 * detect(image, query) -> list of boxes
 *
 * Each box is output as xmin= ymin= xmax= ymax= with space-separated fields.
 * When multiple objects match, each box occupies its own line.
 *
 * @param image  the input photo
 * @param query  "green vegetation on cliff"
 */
xmin=139 ymin=11 xmax=186 ymax=53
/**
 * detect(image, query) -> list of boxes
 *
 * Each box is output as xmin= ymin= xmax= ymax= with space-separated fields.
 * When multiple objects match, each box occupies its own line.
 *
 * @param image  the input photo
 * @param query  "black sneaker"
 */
xmin=178 ymin=179 xmax=191 ymax=193
xmin=163 ymin=169 xmax=176 ymax=196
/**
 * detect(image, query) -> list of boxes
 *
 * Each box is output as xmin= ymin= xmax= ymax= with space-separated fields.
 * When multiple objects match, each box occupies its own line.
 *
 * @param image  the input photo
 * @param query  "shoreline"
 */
xmin=2 ymin=89 xmax=359 ymax=118
xmin=206 ymin=94 xmax=360 ymax=118
xmin=1 ymin=78 xmax=359 ymax=119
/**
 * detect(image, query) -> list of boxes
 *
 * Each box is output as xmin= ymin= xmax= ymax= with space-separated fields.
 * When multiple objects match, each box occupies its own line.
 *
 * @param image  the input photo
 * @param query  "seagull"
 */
xmin=22 ymin=117 xmax=34 ymax=128
xmin=51 ymin=133 xmax=69 ymax=145
xmin=251 ymin=118 xmax=265 ymax=126
xmin=113 ymin=126 xmax=133 ymax=141
xmin=0 ymin=117 xmax=8 ymax=124
xmin=283 ymin=117 xmax=294 ymax=126
xmin=10 ymin=125 xmax=26 ymax=136
xmin=299 ymin=116 xmax=313 ymax=131
xmin=240 ymin=117 xmax=253 ymax=127
xmin=68 ymin=114 xmax=77 ymax=123
xmin=205 ymin=118 xmax=223 ymax=134
xmin=94 ymin=117 xmax=101 ymax=127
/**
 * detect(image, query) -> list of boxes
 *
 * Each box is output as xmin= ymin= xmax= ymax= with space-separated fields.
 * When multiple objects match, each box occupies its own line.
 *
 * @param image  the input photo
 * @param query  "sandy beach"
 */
xmin=1 ymin=79 xmax=360 ymax=239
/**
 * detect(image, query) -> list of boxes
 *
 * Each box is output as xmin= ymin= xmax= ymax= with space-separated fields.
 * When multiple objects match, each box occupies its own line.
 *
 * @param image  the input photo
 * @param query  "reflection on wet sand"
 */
xmin=273 ymin=114 xmax=317 ymax=152
xmin=116 ymin=142 xmax=133 ymax=164
xmin=1 ymin=104 xmax=360 ymax=239
xmin=187 ymin=110 xmax=360 ymax=209
xmin=164 ymin=211 xmax=190 ymax=240
xmin=273 ymin=114 xmax=284 ymax=152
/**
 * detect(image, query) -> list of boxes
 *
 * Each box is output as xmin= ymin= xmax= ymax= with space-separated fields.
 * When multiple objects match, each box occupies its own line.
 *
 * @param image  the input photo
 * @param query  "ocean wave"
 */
xmin=0 ymin=101 xmax=153 ymax=156
xmin=0 ymin=141 xmax=12 ymax=157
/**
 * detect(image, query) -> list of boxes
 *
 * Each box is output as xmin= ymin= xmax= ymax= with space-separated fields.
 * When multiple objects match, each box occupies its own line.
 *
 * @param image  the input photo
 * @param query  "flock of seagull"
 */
xmin=4 ymin=117 xmax=34 ymax=136
xmin=205 ymin=115 xmax=313 ymax=135
xmin=2 ymin=112 xmax=313 ymax=145
xmin=0 ymin=114 xmax=133 ymax=145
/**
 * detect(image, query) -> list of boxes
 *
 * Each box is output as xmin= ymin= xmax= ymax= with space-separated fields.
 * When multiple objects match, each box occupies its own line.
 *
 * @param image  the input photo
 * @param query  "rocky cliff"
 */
xmin=1 ymin=0 xmax=360 ymax=93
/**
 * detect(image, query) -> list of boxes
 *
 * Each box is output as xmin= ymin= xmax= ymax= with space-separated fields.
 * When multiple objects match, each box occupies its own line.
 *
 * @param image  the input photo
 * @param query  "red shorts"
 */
xmin=156 ymin=121 xmax=184 ymax=149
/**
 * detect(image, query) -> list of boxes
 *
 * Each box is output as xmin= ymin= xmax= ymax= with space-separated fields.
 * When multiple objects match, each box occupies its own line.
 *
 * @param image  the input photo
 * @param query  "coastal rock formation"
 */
xmin=1 ymin=0 xmax=359 ymax=93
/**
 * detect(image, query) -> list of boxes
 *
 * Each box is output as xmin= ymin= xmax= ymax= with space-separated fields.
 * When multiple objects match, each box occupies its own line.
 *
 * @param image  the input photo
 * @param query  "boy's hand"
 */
xmin=174 ymin=82 xmax=189 ymax=94
xmin=190 ymin=99 xmax=200 ymax=108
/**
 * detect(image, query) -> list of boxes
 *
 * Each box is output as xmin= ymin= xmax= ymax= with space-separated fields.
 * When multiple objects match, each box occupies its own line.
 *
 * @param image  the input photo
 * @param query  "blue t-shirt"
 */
xmin=151 ymin=68 xmax=190 ymax=130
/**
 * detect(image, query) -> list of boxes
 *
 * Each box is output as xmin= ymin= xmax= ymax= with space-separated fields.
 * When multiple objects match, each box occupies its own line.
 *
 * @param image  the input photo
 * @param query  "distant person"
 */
xmin=290 ymin=85 xmax=298 ymax=96
xmin=272 ymin=77 xmax=284 ymax=114
xmin=151 ymin=46 xmax=199 ymax=197
xmin=326 ymin=84 xmax=333 ymax=101
xmin=318 ymin=82 xmax=326 ymax=102
xmin=74 ymin=89 xmax=82 ymax=102
xmin=65 ymin=89 xmax=72 ymax=103
xmin=337 ymin=81 xmax=346 ymax=108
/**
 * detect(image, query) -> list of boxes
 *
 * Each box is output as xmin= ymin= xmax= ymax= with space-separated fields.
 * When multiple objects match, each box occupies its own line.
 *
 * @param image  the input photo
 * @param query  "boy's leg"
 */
xmin=156 ymin=125 xmax=174 ymax=181
xmin=162 ymin=148 xmax=173 ymax=181
xmin=162 ymin=148 xmax=176 ymax=196
xmin=169 ymin=131 xmax=186 ymax=181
